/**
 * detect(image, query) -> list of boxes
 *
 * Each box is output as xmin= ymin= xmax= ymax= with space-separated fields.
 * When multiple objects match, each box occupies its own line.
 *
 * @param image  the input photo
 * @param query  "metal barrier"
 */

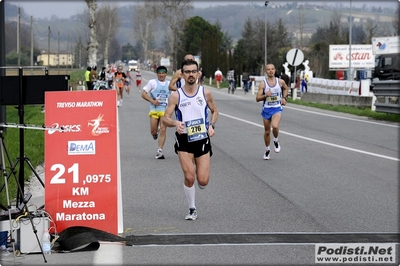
xmin=372 ymin=80 xmax=400 ymax=114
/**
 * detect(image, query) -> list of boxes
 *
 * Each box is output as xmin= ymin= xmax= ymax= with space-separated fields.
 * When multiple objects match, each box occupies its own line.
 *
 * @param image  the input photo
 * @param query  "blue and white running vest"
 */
xmin=175 ymin=86 xmax=210 ymax=142
xmin=263 ymin=77 xmax=283 ymax=109
xmin=150 ymin=80 xmax=170 ymax=112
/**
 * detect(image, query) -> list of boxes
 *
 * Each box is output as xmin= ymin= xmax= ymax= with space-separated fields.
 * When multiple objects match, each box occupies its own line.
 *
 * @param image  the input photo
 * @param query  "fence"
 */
xmin=372 ymin=80 xmax=400 ymax=114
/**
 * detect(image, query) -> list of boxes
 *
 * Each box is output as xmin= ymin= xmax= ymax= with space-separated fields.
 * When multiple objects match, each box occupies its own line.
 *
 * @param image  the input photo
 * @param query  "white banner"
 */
xmin=372 ymin=36 xmax=400 ymax=55
xmin=329 ymin=45 xmax=375 ymax=69
xmin=160 ymin=57 xmax=170 ymax=67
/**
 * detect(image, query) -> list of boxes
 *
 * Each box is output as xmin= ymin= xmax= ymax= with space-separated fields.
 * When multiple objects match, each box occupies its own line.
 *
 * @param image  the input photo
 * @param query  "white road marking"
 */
xmin=220 ymin=112 xmax=400 ymax=162
xmin=93 ymin=242 xmax=124 ymax=265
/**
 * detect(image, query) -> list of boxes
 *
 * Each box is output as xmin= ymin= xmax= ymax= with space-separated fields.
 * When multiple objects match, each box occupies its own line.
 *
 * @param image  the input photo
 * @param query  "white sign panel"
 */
xmin=160 ymin=57 xmax=170 ymax=67
xmin=329 ymin=45 xmax=375 ymax=69
xmin=286 ymin=48 xmax=304 ymax=66
xmin=371 ymin=36 xmax=400 ymax=55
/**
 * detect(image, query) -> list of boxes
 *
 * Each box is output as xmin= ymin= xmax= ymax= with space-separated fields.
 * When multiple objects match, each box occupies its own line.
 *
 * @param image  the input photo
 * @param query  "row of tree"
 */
xmin=4 ymin=0 xmax=399 ymax=79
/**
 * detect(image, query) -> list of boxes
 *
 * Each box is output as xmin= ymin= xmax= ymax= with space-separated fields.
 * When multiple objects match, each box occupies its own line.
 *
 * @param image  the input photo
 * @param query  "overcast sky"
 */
xmin=8 ymin=0 xmax=399 ymax=19
xmin=9 ymin=0 xmax=232 ymax=19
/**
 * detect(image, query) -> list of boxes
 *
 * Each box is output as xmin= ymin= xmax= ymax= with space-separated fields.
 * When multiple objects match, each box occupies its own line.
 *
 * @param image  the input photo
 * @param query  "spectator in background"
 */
xmin=242 ymin=69 xmax=250 ymax=94
xmin=214 ymin=68 xmax=223 ymax=89
xmin=227 ymin=68 xmax=236 ymax=94
xmin=280 ymin=71 xmax=290 ymax=88
xmin=98 ymin=66 xmax=106 ymax=81
xmin=106 ymin=68 xmax=114 ymax=89
xmin=199 ymin=67 xmax=205 ymax=86
xmin=89 ymin=66 xmax=97 ymax=90
xmin=301 ymin=72 xmax=308 ymax=94
xmin=85 ymin=66 xmax=91 ymax=90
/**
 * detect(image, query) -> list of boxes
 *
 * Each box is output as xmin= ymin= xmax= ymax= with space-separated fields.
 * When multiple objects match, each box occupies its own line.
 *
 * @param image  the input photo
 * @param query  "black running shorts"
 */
xmin=174 ymin=132 xmax=213 ymax=158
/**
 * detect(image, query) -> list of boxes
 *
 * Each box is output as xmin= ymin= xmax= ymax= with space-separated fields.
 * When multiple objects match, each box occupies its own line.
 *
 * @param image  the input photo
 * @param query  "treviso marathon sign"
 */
xmin=44 ymin=90 xmax=119 ymax=234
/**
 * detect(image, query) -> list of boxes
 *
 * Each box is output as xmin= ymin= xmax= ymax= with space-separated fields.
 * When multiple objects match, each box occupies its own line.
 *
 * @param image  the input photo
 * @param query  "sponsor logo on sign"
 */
xmin=48 ymin=123 xmax=81 ymax=134
xmin=88 ymin=114 xmax=110 ymax=136
xmin=68 ymin=140 xmax=96 ymax=155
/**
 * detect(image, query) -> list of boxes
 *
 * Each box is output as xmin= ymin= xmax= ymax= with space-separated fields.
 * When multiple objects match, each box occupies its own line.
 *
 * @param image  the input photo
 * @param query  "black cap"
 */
xmin=156 ymin=66 xmax=168 ymax=73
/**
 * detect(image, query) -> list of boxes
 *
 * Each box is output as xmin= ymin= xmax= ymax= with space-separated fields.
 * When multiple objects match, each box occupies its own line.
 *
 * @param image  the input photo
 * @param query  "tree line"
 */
xmin=4 ymin=0 xmax=399 ymax=79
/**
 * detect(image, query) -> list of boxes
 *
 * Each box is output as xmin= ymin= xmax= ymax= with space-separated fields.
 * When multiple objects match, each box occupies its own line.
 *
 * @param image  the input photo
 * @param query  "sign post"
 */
xmin=286 ymin=48 xmax=304 ymax=99
xmin=44 ymin=90 xmax=120 ymax=235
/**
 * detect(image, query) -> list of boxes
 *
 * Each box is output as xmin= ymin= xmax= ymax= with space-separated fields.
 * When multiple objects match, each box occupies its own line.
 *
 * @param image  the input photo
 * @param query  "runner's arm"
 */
xmin=168 ymin=70 xmax=182 ymax=91
xmin=205 ymin=89 xmax=218 ymax=137
xmin=255 ymin=81 xmax=266 ymax=102
xmin=280 ymin=78 xmax=289 ymax=105
xmin=162 ymin=93 xmax=184 ymax=133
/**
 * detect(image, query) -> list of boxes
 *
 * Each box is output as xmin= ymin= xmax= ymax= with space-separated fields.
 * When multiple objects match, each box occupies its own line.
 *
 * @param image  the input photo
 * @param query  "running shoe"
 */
xmin=152 ymin=133 xmax=158 ymax=140
xmin=273 ymin=140 xmax=281 ymax=153
xmin=198 ymin=182 xmax=206 ymax=190
xmin=263 ymin=149 xmax=271 ymax=160
xmin=185 ymin=208 xmax=197 ymax=220
xmin=155 ymin=149 xmax=165 ymax=159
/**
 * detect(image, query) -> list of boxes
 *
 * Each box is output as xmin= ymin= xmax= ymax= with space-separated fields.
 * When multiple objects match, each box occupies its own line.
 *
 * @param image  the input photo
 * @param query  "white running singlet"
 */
xmin=175 ymin=86 xmax=210 ymax=142
xmin=263 ymin=77 xmax=283 ymax=109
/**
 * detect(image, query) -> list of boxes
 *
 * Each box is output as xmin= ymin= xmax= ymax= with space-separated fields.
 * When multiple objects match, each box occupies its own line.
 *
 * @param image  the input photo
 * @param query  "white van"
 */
xmin=128 ymin=60 xmax=138 ymax=72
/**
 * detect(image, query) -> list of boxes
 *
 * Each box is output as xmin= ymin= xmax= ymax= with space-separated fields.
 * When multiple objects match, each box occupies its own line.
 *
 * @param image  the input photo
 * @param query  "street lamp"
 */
xmin=348 ymin=0 xmax=353 ymax=81
xmin=264 ymin=1 xmax=269 ymax=68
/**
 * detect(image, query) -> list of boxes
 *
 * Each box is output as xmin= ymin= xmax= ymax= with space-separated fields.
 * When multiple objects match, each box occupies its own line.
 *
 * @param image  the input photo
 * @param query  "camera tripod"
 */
xmin=0 ymin=130 xmax=48 ymax=263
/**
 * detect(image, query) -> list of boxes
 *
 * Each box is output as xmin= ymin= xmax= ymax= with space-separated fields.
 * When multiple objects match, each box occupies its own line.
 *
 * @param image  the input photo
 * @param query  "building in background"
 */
xmin=37 ymin=52 xmax=74 ymax=66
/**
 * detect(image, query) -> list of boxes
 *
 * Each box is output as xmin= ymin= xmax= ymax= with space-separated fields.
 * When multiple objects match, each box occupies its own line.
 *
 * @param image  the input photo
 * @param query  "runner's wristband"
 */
xmin=210 ymin=124 xmax=215 ymax=129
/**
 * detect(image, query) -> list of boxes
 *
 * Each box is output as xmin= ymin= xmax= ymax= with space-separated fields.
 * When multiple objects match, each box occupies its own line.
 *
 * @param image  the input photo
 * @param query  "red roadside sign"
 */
xmin=44 ymin=90 xmax=119 ymax=234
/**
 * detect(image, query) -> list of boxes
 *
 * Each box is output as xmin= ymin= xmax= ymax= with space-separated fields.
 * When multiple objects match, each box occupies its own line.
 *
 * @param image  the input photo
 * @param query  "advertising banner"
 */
xmin=329 ymin=45 xmax=375 ymax=69
xmin=44 ymin=90 xmax=118 ymax=234
xmin=371 ymin=36 xmax=400 ymax=55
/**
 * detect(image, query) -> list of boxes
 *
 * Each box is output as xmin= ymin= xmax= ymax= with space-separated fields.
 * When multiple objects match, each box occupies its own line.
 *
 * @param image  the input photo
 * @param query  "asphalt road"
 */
xmin=3 ymin=69 xmax=399 ymax=265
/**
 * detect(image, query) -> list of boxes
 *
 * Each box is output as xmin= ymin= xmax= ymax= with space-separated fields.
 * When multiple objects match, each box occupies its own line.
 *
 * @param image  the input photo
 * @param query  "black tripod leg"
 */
xmin=23 ymin=158 xmax=45 ymax=209
xmin=24 ymin=157 xmax=45 ymax=188
xmin=0 ymin=136 xmax=18 ymax=196
xmin=2 ymin=140 xmax=48 ymax=262
xmin=10 ymin=167 xmax=48 ymax=263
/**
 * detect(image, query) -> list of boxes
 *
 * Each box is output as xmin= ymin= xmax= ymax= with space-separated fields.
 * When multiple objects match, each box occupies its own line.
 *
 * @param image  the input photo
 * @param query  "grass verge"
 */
xmin=286 ymin=98 xmax=400 ymax=123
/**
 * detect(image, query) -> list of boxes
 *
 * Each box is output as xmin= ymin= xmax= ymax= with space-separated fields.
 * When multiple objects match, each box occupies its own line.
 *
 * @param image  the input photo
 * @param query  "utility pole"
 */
xmin=17 ymin=8 xmax=20 ymax=66
xmin=30 ymin=16 xmax=33 ymax=67
xmin=48 ymin=26 xmax=51 ymax=67
xmin=58 ymin=31 xmax=60 ymax=74
xmin=348 ymin=0 xmax=353 ymax=81
xmin=0 ymin=0 xmax=6 ymax=130
xmin=71 ymin=44 xmax=74 ymax=70
xmin=264 ymin=1 xmax=269 ymax=71
xmin=79 ymin=36 xmax=82 ymax=69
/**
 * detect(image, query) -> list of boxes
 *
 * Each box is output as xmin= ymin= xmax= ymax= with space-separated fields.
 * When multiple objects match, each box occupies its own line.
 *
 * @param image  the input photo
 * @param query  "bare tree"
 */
xmin=393 ymin=5 xmax=400 ymax=35
xmin=156 ymin=0 xmax=193 ymax=70
xmin=96 ymin=3 xmax=119 ymax=66
xmin=364 ymin=16 xmax=386 ymax=41
xmin=133 ymin=2 xmax=158 ymax=65
xmin=85 ymin=0 xmax=98 ymax=67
